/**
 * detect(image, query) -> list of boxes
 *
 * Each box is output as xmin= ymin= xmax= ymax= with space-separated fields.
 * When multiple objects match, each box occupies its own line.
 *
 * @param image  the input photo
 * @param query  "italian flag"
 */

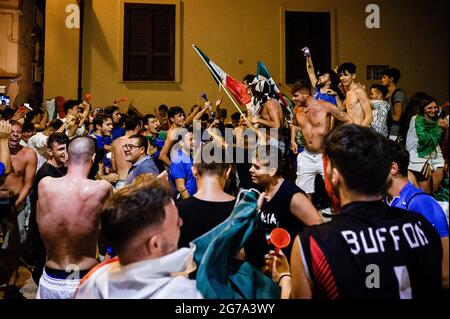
xmin=256 ymin=61 xmax=290 ymax=111
xmin=193 ymin=45 xmax=251 ymax=106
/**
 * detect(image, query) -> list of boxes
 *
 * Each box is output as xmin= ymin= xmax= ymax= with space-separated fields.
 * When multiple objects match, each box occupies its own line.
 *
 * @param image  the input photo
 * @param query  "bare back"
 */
xmin=37 ymin=176 xmax=112 ymax=271
xmin=111 ymin=135 xmax=132 ymax=180
xmin=260 ymin=98 xmax=284 ymax=140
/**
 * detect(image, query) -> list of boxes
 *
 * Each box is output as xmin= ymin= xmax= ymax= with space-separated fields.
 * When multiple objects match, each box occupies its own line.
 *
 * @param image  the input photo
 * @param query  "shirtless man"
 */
xmin=249 ymin=77 xmax=284 ymax=143
xmin=290 ymin=80 xmax=353 ymax=198
xmin=337 ymin=63 xmax=373 ymax=127
xmin=0 ymin=120 xmax=12 ymax=176
xmin=0 ymin=121 xmax=37 ymax=293
xmin=111 ymin=116 xmax=141 ymax=189
xmin=159 ymin=106 xmax=186 ymax=167
xmin=36 ymin=137 xmax=112 ymax=299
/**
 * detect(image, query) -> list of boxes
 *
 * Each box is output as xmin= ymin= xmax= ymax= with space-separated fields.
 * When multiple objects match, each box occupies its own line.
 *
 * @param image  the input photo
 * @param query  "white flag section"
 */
xmin=209 ymin=61 xmax=227 ymax=85
xmin=394 ymin=266 xmax=412 ymax=299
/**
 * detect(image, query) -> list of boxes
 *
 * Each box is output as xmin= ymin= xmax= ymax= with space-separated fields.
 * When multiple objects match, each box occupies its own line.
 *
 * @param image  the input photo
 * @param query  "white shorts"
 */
xmin=36 ymin=268 xmax=82 ymax=299
xmin=295 ymin=150 xmax=324 ymax=194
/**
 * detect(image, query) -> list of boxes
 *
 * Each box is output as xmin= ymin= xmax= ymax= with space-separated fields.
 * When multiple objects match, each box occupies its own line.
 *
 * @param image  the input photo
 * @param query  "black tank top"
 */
xmin=299 ymin=201 xmax=442 ymax=299
xmin=260 ymin=179 xmax=306 ymax=253
xmin=245 ymin=179 xmax=306 ymax=267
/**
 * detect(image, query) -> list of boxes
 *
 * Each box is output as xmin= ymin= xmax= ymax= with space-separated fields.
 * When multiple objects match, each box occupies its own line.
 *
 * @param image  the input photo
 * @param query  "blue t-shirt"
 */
xmin=146 ymin=132 xmax=166 ymax=160
xmin=0 ymin=161 xmax=5 ymax=176
xmin=390 ymin=182 xmax=449 ymax=237
xmin=313 ymin=86 xmax=337 ymax=105
xmin=91 ymin=134 xmax=107 ymax=150
xmin=169 ymin=149 xmax=197 ymax=197
xmin=111 ymin=126 xmax=125 ymax=141
xmin=146 ymin=133 xmax=166 ymax=173
xmin=91 ymin=134 xmax=112 ymax=168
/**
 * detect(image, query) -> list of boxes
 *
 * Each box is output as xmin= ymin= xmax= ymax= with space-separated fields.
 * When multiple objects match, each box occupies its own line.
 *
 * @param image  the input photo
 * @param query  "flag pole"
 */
xmin=192 ymin=44 xmax=248 ymax=121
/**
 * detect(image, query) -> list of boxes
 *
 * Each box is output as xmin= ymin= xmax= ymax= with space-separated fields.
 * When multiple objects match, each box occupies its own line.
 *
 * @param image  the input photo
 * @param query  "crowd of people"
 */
xmin=0 ymin=55 xmax=448 ymax=299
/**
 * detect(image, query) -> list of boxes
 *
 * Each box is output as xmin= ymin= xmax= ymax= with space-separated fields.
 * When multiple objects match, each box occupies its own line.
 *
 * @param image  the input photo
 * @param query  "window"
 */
xmin=285 ymin=11 xmax=331 ymax=84
xmin=123 ymin=3 xmax=175 ymax=81
xmin=367 ymin=65 xmax=389 ymax=81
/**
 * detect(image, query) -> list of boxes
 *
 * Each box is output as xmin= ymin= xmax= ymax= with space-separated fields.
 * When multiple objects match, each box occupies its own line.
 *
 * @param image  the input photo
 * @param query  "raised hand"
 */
xmin=437 ymin=117 xmax=449 ymax=129
xmin=0 ymin=121 xmax=11 ymax=140
xmin=267 ymin=249 xmax=290 ymax=283
xmin=215 ymin=96 xmax=223 ymax=107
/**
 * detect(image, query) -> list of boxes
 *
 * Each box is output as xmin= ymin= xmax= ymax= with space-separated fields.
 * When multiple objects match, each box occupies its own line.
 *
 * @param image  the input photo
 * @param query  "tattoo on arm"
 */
xmin=328 ymin=105 xmax=353 ymax=124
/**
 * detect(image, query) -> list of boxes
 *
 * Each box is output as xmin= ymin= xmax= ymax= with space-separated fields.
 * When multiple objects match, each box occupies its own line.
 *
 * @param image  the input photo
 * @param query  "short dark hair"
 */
xmin=93 ymin=115 xmax=113 ymax=131
xmin=143 ymin=114 xmax=156 ymax=125
xmin=48 ymin=119 xmax=64 ymax=131
xmin=337 ymin=62 xmax=357 ymax=75
xmin=24 ymin=110 xmax=39 ymax=124
xmin=168 ymin=106 xmax=185 ymax=122
xmin=371 ymin=84 xmax=388 ymax=98
xmin=323 ymin=69 xmax=340 ymax=88
xmin=22 ymin=122 xmax=35 ymax=133
xmin=231 ymin=112 xmax=241 ymax=122
xmin=201 ymin=113 xmax=209 ymax=122
xmin=63 ymin=100 xmax=81 ymax=114
xmin=193 ymin=142 xmax=232 ymax=178
xmin=100 ymin=176 xmax=173 ymax=254
xmin=382 ymin=67 xmax=401 ymax=84
xmin=254 ymin=144 xmax=283 ymax=176
xmin=324 ymin=125 xmax=390 ymax=196
xmin=125 ymin=116 xmax=142 ymax=131
xmin=129 ymin=134 xmax=148 ymax=154
xmin=291 ymin=79 xmax=312 ymax=95
xmin=47 ymin=132 xmax=69 ymax=149
xmin=386 ymin=140 xmax=409 ymax=177
xmin=219 ymin=108 xmax=227 ymax=120
xmin=104 ymin=105 xmax=119 ymax=116
xmin=243 ymin=74 xmax=256 ymax=85
xmin=158 ymin=104 xmax=169 ymax=112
